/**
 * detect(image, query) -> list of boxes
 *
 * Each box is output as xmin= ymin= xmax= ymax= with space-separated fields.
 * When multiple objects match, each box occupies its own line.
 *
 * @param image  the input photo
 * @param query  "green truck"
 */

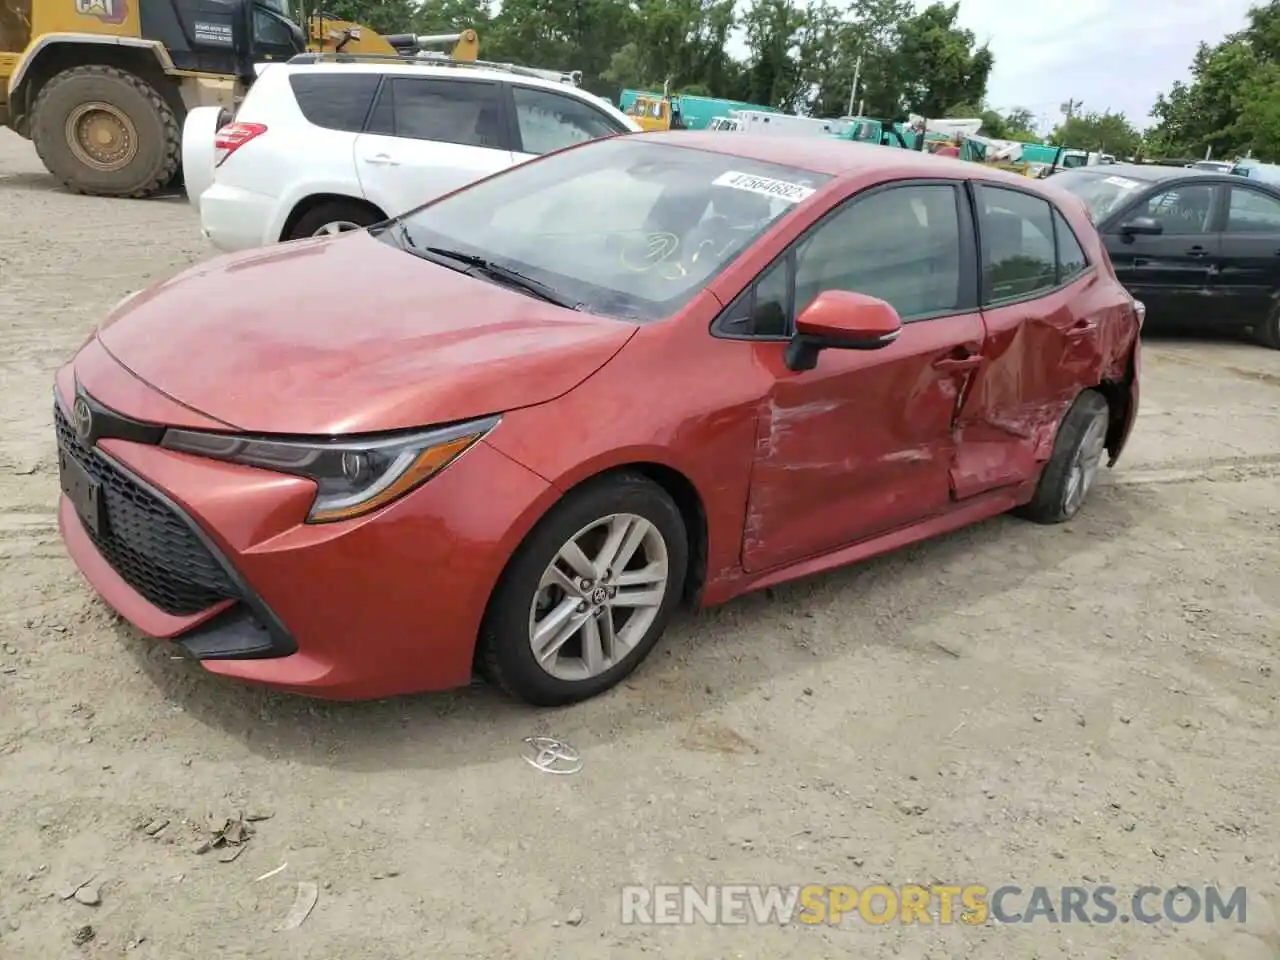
xmin=617 ymin=89 xmax=780 ymax=131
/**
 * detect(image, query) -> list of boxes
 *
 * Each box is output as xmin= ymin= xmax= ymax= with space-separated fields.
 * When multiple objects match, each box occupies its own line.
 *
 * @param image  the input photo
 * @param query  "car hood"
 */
xmin=96 ymin=231 xmax=638 ymax=435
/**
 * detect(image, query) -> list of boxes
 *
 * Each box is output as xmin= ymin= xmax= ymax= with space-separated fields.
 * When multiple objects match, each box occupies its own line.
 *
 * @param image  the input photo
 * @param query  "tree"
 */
xmin=890 ymin=2 xmax=992 ymax=118
xmin=1052 ymin=111 xmax=1141 ymax=157
xmin=1144 ymin=0 xmax=1280 ymax=161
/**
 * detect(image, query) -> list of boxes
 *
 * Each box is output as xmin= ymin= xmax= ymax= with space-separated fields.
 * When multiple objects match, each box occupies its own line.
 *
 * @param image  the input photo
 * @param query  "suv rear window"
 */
xmin=288 ymin=73 xmax=380 ymax=132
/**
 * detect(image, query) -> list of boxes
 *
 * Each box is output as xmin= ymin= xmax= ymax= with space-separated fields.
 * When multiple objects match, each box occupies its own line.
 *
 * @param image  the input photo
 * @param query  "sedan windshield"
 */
xmin=1050 ymin=169 xmax=1148 ymax=221
xmin=392 ymin=137 xmax=832 ymax=321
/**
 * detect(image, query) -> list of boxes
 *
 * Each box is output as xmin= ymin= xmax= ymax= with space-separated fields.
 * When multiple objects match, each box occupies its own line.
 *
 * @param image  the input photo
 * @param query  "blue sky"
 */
xmin=940 ymin=0 xmax=1257 ymax=130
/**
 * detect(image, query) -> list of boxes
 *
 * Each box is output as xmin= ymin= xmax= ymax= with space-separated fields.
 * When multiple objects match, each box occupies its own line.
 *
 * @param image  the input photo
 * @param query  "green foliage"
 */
xmin=1144 ymin=0 xmax=1280 ymax=162
xmin=324 ymin=0 xmax=994 ymax=117
xmin=1052 ymin=112 xmax=1141 ymax=158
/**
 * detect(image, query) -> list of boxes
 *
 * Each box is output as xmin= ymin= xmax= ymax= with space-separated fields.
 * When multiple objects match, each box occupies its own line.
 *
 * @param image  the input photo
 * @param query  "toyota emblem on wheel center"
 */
xmin=72 ymin=396 xmax=93 ymax=442
xmin=521 ymin=736 xmax=583 ymax=775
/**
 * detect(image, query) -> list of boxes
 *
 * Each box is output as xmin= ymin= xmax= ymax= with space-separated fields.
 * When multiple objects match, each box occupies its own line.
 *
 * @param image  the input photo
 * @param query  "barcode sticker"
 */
xmin=712 ymin=171 xmax=816 ymax=204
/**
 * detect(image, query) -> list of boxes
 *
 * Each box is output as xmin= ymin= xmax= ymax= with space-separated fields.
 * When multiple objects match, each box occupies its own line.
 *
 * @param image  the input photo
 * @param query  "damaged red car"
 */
xmin=54 ymin=132 xmax=1142 ymax=706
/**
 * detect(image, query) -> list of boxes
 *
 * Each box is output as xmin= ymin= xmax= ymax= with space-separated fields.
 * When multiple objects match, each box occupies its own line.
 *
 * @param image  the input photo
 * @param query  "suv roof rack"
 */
xmin=285 ymin=52 xmax=583 ymax=86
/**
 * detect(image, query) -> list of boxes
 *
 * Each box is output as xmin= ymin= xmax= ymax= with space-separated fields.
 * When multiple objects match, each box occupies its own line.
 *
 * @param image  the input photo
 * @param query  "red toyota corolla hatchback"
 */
xmin=54 ymin=132 xmax=1142 ymax=706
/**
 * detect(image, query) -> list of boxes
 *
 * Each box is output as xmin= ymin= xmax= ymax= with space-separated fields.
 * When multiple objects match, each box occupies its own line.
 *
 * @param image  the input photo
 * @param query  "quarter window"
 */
xmin=1054 ymin=210 xmax=1088 ymax=282
xmin=288 ymin=74 xmax=380 ymax=133
xmin=512 ymin=86 xmax=625 ymax=155
xmin=718 ymin=183 xmax=963 ymax=337
xmin=1226 ymin=187 xmax=1280 ymax=232
xmin=976 ymin=185 xmax=1055 ymax=304
xmin=367 ymin=78 xmax=507 ymax=149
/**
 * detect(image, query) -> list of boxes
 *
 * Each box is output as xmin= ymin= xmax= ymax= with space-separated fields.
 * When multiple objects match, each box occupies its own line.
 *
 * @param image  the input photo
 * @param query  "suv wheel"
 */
xmin=286 ymin=200 xmax=383 ymax=240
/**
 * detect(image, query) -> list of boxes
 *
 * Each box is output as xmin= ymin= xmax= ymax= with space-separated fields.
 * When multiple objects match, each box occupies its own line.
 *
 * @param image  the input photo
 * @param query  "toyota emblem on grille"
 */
xmin=72 ymin=396 xmax=93 ymax=442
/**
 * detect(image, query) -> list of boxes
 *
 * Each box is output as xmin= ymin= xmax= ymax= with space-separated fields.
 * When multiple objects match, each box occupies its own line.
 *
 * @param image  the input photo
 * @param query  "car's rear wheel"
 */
xmin=1255 ymin=305 xmax=1280 ymax=350
xmin=1015 ymin=389 xmax=1110 ymax=524
xmin=285 ymin=200 xmax=382 ymax=241
xmin=479 ymin=473 xmax=688 ymax=706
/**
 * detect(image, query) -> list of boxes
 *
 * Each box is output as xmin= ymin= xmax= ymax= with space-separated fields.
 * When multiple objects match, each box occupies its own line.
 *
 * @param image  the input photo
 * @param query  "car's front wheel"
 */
xmin=479 ymin=472 xmax=688 ymax=706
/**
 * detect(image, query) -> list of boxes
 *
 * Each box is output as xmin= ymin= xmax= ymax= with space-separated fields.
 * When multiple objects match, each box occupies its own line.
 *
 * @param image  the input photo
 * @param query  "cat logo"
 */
xmin=75 ymin=0 xmax=128 ymax=25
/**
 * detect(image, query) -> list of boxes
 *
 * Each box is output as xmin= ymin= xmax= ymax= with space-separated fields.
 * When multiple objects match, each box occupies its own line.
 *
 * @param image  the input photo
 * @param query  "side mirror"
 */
xmin=1120 ymin=216 xmax=1163 ymax=238
xmin=785 ymin=290 xmax=902 ymax=372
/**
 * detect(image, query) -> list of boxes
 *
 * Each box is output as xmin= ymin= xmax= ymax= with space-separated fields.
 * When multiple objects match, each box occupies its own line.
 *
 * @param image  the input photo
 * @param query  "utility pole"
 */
xmin=847 ymin=55 xmax=862 ymax=117
xmin=1060 ymin=98 xmax=1082 ymax=122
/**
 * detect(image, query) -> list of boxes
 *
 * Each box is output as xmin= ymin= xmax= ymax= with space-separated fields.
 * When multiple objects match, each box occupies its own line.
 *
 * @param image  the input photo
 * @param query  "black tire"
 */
xmin=478 ymin=472 xmax=689 ymax=707
xmin=285 ymin=200 xmax=382 ymax=241
xmin=1015 ymin=389 xmax=1111 ymax=525
xmin=1255 ymin=305 xmax=1280 ymax=350
xmin=31 ymin=65 xmax=180 ymax=198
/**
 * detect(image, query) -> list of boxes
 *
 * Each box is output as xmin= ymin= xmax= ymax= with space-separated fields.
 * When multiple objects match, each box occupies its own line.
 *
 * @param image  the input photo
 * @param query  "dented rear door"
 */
xmin=952 ymin=184 xmax=1109 ymax=500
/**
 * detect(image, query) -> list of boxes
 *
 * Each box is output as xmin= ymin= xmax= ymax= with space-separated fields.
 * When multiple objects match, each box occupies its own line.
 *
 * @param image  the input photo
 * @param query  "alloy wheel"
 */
xmin=313 ymin=220 xmax=363 ymax=236
xmin=528 ymin=513 xmax=670 ymax=682
xmin=1063 ymin=409 xmax=1108 ymax=515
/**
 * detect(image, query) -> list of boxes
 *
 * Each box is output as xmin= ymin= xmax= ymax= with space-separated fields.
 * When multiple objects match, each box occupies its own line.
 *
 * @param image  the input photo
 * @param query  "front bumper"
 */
xmin=53 ymin=369 xmax=557 ymax=700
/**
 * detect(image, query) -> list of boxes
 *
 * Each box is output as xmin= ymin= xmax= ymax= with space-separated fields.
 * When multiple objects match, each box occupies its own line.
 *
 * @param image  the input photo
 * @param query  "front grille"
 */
xmin=55 ymin=403 xmax=239 ymax=616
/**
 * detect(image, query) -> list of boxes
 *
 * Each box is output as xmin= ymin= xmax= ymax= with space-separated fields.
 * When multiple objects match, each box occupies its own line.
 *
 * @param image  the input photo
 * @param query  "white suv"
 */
xmin=183 ymin=58 xmax=641 ymax=252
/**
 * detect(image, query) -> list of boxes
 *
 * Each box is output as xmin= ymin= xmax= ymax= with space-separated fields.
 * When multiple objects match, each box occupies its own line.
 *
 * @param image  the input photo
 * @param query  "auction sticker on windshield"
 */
xmin=713 ymin=171 xmax=816 ymax=203
xmin=1104 ymin=176 xmax=1140 ymax=189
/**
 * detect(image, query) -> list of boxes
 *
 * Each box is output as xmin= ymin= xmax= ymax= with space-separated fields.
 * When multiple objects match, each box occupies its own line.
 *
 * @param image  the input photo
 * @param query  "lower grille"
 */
xmin=55 ymin=403 xmax=239 ymax=616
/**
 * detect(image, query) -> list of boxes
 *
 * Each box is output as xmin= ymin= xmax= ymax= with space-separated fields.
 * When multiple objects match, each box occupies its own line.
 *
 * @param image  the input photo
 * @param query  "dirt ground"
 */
xmin=1 ymin=130 xmax=1279 ymax=960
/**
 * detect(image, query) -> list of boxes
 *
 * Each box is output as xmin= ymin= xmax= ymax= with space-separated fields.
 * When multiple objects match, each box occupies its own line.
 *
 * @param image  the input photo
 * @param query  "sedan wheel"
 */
xmin=1015 ymin=389 xmax=1111 ymax=524
xmin=479 ymin=472 xmax=688 ymax=706
xmin=529 ymin=513 xmax=669 ymax=682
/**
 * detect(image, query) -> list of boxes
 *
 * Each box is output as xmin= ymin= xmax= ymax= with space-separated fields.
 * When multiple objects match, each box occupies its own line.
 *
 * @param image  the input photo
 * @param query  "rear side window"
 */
xmin=288 ymin=74 xmax=380 ymax=132
xmin=976 ymin=185 xmax=1056 ymax=303
xmin=1054 ymin=210 xmax=1088 ymax=282
xmin=366 ymin=78 xmax=508 ymax=149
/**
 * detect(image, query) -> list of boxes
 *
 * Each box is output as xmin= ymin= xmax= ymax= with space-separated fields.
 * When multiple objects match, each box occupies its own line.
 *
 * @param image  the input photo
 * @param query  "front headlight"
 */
xmin=161 ymin=415 xmax=499 ymax=523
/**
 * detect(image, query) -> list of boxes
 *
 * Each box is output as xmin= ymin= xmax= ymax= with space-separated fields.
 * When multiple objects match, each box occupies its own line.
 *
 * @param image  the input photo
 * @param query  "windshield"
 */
xmin=257 ymin=0 xmax=292 ymax=18
xmin=394 ymin=137 xmax=831 ymax=321
xmin=1048 ymin=169 xmax=1147 ymax=220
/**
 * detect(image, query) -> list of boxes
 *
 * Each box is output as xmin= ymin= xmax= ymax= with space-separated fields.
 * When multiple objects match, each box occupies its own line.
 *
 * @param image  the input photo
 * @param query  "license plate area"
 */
xmin=58 ymin=448 xmax=106 ymax=537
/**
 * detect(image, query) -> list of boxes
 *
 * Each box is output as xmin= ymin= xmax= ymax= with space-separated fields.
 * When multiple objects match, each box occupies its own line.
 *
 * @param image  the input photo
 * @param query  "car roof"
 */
xmin=632 ymin=130 xmax=1053 ymax=189
xmin=1054 ymin=163 xmax=1224 ymax=182
xmin=278 ymin=60 xmax=594 ymax=100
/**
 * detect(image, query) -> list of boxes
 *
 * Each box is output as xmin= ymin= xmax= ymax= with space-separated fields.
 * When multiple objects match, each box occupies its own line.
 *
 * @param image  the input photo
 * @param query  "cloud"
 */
xmin=948 ymin=0 xmax=1257 ymax=129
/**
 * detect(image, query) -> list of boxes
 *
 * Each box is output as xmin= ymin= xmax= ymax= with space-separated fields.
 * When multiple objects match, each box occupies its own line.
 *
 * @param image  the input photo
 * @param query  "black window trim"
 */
xmin=363 ymin=74 xmax=513 ymax=150
xmin=502 ymin=81 xmax=631 ymax=155
xmin=710 ymin=177 xmax=979 ymax=342
xmin=1223 ymin=181 xmax=1280 ymax=234
xmin=969 ymin=179 xmax=1098 ymax=310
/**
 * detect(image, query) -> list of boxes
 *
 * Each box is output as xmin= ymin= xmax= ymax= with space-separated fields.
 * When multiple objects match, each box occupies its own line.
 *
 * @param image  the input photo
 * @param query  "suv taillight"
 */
xmin=213 ymin=122 xmax=267 ymax=167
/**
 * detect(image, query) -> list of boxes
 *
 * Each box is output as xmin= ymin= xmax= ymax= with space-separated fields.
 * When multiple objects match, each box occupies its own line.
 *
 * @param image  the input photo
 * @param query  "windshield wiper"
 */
xmin=419 ymin=245 xmax=583 ymax=310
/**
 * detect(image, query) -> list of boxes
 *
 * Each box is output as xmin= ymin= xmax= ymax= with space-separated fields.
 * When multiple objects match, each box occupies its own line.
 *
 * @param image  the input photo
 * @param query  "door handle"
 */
xmin=1133 ymin=257 xmax=1150 ymax=267
xmin=933 ymin=355 xmax=983 ymax=373
xmin=1186 ymin=246 xmax=1209 ymax=258
xmin=364 ymin=152 xmax=400 ymax=166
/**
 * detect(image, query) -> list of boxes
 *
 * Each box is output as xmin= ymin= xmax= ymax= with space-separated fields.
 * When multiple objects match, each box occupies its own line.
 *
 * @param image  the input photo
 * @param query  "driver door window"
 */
xmin=512 ymin=87 xmax=626 ymax=156
xmin=1132 ymin=184 xmax=1217 ymax=235
xmin=717 ymin=183 xmax=964 ymax=338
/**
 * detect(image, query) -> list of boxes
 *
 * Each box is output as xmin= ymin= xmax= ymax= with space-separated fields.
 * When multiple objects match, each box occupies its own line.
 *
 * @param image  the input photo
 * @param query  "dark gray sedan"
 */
xmin=1048 ymin=163 xmax=1280 ymax=348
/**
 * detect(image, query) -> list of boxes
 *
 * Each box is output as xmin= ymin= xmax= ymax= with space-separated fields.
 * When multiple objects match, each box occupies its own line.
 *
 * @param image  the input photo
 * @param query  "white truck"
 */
xmin=730 ymin=110 xmax=840 ymax=137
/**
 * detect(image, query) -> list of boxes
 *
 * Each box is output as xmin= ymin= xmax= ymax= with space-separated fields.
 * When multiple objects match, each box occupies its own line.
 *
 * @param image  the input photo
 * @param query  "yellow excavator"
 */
xmin=0 ymin=0 xmax=477 ymax=197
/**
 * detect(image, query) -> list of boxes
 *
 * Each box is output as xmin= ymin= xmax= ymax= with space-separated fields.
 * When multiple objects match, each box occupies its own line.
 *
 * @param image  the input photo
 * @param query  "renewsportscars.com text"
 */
xmin=620 ymin=884 xmax=1248 ymax=926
